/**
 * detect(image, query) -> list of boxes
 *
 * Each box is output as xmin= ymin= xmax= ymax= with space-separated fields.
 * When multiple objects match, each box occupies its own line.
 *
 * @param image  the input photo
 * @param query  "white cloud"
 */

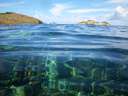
xmin=63 ymin=6 xmax=128 ymax=25
xmin=49 ymin=3 xmax=72 ymax=16
xmin=109 ymin=6 xmax=128 ymax=20
xmin=34 ymin=11 xmax=49 ymax=19
xmin=105 ymin=6 xmax=128 ymax=25
xmin=34 ymin=6 xmax=128 ymax=25
xmin=67 ymin=9 xmax=112 ymax=13
xmin=0 ymin=1 xmax=25 ymax=7
xmin=63 ymin=16 xmax=96 ymax=24
xmin=34 ymin=11 xmax=50 ymax=23
xmin=106 ymin=0 xmax=128 ymax=4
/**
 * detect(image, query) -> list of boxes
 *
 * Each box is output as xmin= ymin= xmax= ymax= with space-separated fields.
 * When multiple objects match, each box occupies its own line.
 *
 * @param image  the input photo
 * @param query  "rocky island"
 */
xmin=0 ymin=12 xmax=43 ymax=25
xmin=77 ymin=20 xmax=110 ymax=26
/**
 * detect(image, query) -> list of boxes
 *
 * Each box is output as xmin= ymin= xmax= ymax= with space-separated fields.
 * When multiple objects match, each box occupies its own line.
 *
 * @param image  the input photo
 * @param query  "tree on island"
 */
xmin=0 ymin=12 xmax=14 ymax=14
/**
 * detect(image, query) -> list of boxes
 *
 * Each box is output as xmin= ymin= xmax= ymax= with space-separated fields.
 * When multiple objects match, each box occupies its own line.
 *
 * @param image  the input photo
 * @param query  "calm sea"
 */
xmin=0 ymin=24 xmax=128 ymax=96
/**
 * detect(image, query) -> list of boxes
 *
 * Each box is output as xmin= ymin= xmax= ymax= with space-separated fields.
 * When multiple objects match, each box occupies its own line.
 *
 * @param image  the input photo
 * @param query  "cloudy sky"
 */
xmin=0 ymin=0 xmax=128 ymax=25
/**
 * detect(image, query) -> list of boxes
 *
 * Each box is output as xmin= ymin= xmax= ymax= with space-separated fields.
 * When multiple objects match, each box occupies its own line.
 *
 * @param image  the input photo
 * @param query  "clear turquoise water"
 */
xmin=0 ymin=24 xmax=128 ymax=96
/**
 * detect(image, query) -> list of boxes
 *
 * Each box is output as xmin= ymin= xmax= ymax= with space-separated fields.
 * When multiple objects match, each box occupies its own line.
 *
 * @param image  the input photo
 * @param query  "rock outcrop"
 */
xmin=77 ymin=20 xmax=110 ymax=26
xmin=0 ymin=12 xmax=43 ymax=25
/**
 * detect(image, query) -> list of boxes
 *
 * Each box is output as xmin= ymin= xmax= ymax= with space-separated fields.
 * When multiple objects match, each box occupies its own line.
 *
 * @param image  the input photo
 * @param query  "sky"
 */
xmin=0 ymin=0 xmax=128 ymax=25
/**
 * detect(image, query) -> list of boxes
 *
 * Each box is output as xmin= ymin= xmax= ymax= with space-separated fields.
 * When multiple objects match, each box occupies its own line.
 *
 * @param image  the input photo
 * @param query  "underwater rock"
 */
xmin=0 ymin=59 xmax=8 ymax=73
xmin=0 ymin=63 xmax=7 ymax=73
xmin=13 ymin=66 xmax=24 ymax=71
xmin=118 ymin=70 xmax=128 ymax=81
xmin=0 ymin=72 xmax=12 ymax=81
xmin=0 ymin=89 xmax=14 ymax=96
xmin=15 ymin=85 xmax=34 ymax=96
xmin=56 ymin=62 xmax=73 ymax=79
xmin=25 ymin=65 xmax=45 ymax=72
xmin=77 ymin=20 xmax=110 ymax=26
xmin=0 ymin=90 xmax=6 ymax=96
xmin=0 ymin=80 xmax=10 ymax=87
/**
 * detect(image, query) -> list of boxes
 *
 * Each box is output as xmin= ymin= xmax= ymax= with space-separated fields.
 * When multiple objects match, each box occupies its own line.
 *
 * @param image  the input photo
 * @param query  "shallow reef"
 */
xmin=0 ymin=54 xmax=128 ymax=96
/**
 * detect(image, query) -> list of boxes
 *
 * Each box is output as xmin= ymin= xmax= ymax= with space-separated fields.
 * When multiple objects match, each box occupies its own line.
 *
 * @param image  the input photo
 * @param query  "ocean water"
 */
xmin=0 ymin=24 xmax=128 ymax=96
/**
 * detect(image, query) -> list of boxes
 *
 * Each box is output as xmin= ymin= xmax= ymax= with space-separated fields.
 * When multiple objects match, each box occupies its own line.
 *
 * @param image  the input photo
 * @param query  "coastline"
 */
xmin=0 ymin=12 xmax=44 ymax=25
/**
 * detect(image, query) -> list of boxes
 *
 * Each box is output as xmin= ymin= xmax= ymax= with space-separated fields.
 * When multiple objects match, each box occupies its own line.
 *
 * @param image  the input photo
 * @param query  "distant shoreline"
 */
xmin=77 ymin=20 xmax=110 ymax=26
xmin=0 ymin=12 xmax=44 ymax=25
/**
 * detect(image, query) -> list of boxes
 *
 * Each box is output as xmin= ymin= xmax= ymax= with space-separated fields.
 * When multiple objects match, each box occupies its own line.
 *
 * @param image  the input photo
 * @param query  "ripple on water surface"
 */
xmin=0 ymin=24 xmax=128 ymax=96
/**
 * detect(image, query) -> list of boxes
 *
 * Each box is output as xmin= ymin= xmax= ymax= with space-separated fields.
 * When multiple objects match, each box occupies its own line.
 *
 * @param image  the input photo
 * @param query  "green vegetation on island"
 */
xmin=0 ymin=12 xmax=14 ymax=15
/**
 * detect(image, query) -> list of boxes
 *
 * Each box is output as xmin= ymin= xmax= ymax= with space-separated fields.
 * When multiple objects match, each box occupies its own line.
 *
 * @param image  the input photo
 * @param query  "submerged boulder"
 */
xmin=77 ymin=20 xmax=110 ymax=26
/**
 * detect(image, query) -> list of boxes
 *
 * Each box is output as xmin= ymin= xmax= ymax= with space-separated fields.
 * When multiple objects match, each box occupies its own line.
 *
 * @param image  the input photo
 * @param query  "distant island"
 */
xmin=0 ymin=12 xmax=44 ymax=25
xmin=77 ymin=20 xmax=110 ymax=26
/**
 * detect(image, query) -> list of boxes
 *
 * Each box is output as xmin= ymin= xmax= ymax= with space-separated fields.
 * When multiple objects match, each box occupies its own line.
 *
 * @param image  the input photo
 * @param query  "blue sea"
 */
xmin=0 ymin=24 xmax=128 ymax=96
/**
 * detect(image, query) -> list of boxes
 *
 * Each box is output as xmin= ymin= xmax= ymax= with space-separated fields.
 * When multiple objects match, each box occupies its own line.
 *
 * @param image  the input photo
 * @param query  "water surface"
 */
xmin=0 ymin=24 xmax=128 ymax=96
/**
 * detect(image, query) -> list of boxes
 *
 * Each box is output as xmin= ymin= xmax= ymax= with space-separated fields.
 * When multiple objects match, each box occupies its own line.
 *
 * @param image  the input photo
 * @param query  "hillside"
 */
xmin=0 ymin=12 xmax=43 ymax=25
